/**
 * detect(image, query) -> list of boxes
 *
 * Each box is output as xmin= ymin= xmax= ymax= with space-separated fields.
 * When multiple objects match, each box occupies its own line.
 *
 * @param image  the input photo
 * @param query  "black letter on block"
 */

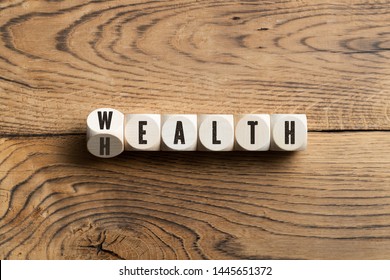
xmin=247 ymin=121 xmax=258 ymax=144
xmin=100 ymin=137 xmax=110 ymax=155
xmin=285 ymin=121 xmax=295 ymax=144
xmin=174 ymin=121 xmax=185 ymax=144
xmin=212 ymin=121 xmax=221 ymax=144
xmin=97 ymin=111 xmax=113 ymax=130
xmin=139 ymin=121 xmax=147 ymax=144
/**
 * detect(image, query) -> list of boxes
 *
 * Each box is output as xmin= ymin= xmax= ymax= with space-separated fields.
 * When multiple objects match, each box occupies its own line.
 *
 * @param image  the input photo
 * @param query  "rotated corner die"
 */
xmin=86 ymin=108 xmax=124 ymax=158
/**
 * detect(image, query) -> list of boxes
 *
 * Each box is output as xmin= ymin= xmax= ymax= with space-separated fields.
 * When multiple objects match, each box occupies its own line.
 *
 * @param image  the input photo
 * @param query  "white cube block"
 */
xmin=161 ymin=114 xmax=197 ymax=151
xmin=124 ymin=114 xmax=161 ymax=151
xmin=198 ymin=114 xmax=234 ymax=151
xmin=86 ymin=108 xmax=124 ymax=158
xmin=270 ymin=114 xmax=307 ymax=151
xmin=235 ymin=114 xmax=270 ymax=151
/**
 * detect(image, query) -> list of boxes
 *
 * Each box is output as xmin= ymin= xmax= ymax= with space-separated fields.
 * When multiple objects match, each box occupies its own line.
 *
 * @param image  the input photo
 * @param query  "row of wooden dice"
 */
xmin=87 ymin=108 xmax=307 ymax=158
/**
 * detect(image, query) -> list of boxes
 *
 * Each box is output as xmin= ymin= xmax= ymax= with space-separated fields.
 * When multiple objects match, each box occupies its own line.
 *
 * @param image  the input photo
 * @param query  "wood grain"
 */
xmin=0 ymin=0 xmax=390 ymax=134
xmin=1 ymin=132 xmax=390 ymax=259
xmin=1 ymin=0 xmax=390 ymax=260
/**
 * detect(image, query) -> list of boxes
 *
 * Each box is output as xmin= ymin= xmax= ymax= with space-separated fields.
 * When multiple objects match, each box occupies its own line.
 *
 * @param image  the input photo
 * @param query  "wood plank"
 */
xmin=0 ymin=0 xmax=390 ymax=134
xmin=0 ymin=132 xmax=389 ymax=259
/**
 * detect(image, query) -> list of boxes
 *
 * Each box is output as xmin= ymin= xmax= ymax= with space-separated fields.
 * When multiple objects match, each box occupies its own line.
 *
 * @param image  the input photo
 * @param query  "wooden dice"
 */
xmin=124 ymin=114 xmax=161 ymax=151
xmin=270 ymin=114 xmax=307 ymax=151
xmin=161 ymin=114 xmax=197 ymax=151
xmin=86 ymin=108 xmax=124 ymax=158
xmin=198 ymin=115 xmax=234 ymax=151
xmin=235 ymin=114 xmax=270 ymax=151
xmin=86 ymin=109 xmax=308 ymax=157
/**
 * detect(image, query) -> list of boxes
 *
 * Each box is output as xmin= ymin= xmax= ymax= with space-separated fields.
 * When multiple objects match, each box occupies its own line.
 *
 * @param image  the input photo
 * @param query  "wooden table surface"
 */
xmin=0 ymin=0 xmax=389 ymax=260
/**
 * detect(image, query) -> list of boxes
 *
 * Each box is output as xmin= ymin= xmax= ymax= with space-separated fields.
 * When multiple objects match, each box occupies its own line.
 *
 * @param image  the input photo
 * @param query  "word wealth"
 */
xmin=87 ymin=108 xmax=307 ymax=158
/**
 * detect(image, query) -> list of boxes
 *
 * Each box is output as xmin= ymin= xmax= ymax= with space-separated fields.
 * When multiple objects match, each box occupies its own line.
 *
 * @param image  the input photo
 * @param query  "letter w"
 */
xmin=98 ymin=111 xmax=113 ymax=130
